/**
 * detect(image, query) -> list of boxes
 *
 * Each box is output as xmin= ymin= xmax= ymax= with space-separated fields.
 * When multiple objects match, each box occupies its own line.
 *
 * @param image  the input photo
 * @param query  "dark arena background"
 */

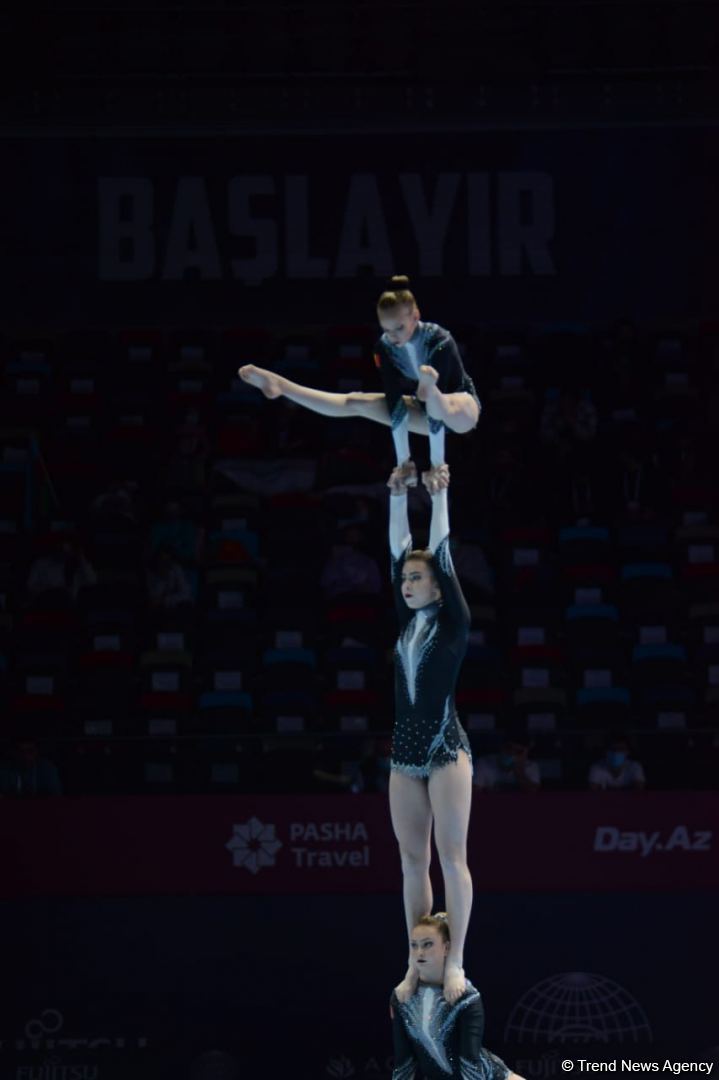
xmin=1 ymin=3 xmax=718 ymax=1078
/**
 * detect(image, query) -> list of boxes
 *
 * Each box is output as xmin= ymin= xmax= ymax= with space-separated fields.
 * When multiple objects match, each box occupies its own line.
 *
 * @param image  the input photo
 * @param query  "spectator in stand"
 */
xmin=588 ymin=732 xmax=646 ymax=791
xmin=163 ymin=408 xmax=210 ymax=491
xmin=606 ymin=424 xmax=668 ymax=522
xmin=91 ymin=479 xmax=140 ymax=523
xmin=145 ymin=544 xmax=193 ymax=610
xmin=540 ymin=388 xmax=598 ymax=449
xmin=667 ymin=433 xmax=716 ymax=513
xmin=596 ymin=318 xmax=648 ymax=415
xmin=540 ymin=389 xmax=599 ymax=518
xmin=174 ymin=408 xmax=209 ymax=462
xmin=333 ymin=496 xmax=383 ymax=553
xmin=477 ymin=444 xmax=536 ymax=527
xmin=25 ymin=538 xmax=97 ymax=607
xmin=473 ymin=734 xmax=541 ymax=793
xmin=320 ymin=526 xmax=382 ymax=599
xmin=149 ymin=499 xmax=204 ymax=565
xmin=312 ymin=739 xmax=355 ymax=793
xmin=450 ymin=537 xmax=495 ymax=602
xmin=0 ymin=739 xmax=62 ymax=796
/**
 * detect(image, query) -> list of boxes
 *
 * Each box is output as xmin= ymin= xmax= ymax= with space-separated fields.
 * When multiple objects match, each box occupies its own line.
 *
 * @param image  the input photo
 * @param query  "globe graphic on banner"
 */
xmin=505 ymin=972 xmax=652 ymax=1045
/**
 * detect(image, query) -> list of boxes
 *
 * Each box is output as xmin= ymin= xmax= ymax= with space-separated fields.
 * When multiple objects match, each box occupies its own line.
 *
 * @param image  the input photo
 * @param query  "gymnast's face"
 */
xmin=379 ymin=303 xmax=420 ymax=347
xmin=401 ymin=560 xmax=440 ymax=610
xmin=410 ymin=925 xmax=449 ymax=984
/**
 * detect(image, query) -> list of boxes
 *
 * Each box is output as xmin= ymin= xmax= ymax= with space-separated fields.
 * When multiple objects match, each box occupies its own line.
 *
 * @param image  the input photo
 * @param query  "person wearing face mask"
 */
xmin=0 ymin=739 xmax=62 ymax=797
xmin=390 ymin=913 xmax=523 ymax=1080
xmin=237 ymin=276 xmax=480 ymax=480
xmin=472 ymin=735 xmax=541 ymax=794
xmin=589 ymin=733 xmax=646 ymax=791
xmin=387 ymin=463 xmax=473 ymax=1009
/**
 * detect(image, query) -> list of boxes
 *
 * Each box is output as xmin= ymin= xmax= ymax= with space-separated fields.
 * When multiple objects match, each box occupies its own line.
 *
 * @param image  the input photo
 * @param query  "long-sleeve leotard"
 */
xmin=391 ymin=982 xmax=510 ymax=1080
xmin=375 ymin=322 xmax=480 ymax=433
xmin=389 ymin=489 xmax=471 ymax=777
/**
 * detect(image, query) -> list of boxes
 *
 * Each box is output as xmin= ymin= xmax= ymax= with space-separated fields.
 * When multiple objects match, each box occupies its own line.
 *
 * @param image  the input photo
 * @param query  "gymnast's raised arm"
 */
xmin=423 ymin=466 xmax=470 ymax=629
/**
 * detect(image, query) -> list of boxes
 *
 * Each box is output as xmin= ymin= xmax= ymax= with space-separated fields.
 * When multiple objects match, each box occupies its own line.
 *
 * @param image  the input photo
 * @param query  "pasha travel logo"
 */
xmin=226 ymin=818 xmax=371 ymax=873
xmin=226 ymin=817 xmax=283 ymax=874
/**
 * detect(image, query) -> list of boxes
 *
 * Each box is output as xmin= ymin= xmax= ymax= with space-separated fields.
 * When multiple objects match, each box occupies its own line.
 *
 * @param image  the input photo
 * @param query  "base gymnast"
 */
xmin=387 ymin=462 xmax=473 ymax=1006
xmin=390 ymin=913 xmax=523 ymax=1080
xmin=238 ymin=276 xmax=480 ymax=479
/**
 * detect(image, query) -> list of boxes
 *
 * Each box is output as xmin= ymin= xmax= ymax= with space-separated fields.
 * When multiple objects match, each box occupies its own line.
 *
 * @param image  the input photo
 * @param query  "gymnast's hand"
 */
xmin=421 ymin=463 xmax=450 ymax=495
xmin=394 ymin=965 xmax=419 ymax=1004
xmin=387 ymin=462 xmax=418 ymax=493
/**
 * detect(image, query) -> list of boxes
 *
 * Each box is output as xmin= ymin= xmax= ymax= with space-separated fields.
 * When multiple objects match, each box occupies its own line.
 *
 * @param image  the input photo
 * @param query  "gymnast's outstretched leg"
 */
xmin=238 ymin=365 xmax=429 ymax=436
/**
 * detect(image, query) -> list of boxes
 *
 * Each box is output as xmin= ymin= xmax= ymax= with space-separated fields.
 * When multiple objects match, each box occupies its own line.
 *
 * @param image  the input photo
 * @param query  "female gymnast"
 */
xmin=238 ymin=276 xmax=480 ymax=478
xmin=387 ymin=462 xmax=473 ymax=1006
xmin=390 ymin=913 xmax=521 ymax=1080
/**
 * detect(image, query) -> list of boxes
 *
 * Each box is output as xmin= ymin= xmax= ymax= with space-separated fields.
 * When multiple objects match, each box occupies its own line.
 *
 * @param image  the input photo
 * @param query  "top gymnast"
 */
xmin=238 ymin=275 xmax=480 ymax=475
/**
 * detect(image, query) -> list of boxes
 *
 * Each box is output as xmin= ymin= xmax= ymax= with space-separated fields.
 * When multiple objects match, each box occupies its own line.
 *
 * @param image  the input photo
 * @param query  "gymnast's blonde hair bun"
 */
xmin=377 ymin=275 xmax=417 ymax=312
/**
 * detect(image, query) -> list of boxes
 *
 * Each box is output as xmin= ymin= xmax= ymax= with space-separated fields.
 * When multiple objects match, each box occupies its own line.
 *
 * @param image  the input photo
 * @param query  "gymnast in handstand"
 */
xmin=239 ymin=275 xmax=480 ymax=478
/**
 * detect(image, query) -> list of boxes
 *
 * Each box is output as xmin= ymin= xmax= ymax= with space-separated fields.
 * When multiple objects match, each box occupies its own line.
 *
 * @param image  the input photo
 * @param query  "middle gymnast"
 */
xmin=387 ymin=461 xmax=473 ymax=1007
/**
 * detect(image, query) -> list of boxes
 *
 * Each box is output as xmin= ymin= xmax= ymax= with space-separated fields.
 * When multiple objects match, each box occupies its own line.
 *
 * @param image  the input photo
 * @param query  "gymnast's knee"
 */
xmin=453 ymin=397 xmax=481 ymax=433
xmin=436 ymin=847 xmax=469 ymax=876
xmin=399 ymin=846 xmax=431 ymax=875
xmin=451 ymin=415 xmax=478 ymax=435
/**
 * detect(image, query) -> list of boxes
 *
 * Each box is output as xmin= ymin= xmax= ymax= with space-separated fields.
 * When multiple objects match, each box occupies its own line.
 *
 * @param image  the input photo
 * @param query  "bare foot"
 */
xmin=421 ymin=463 xmax=450 ymax=494
xmin=394 ymin=966 xmax=419 ymax=1003
xmin=238 ymin=364 xmax=284 ymax=399
xmin=416 ymin=364 xmax=440 ymax=403
xmin=443 ymin=963 xmax=466 ymax=1004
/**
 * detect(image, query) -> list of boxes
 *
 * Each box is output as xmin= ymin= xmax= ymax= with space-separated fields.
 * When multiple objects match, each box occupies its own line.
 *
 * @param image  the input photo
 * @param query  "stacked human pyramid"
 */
xmin=241 ymin=277 xmax=523 ymax=1080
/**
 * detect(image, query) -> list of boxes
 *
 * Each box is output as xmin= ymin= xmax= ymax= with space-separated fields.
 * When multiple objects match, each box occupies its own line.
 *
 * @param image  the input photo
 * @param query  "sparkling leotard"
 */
xmin=374 ymin=321 xmax=481 ymax=434
xmin=391 ymin=981 xmax=510 ymax=1080
xmin=390 ymin=520 xmax=471 ymax=778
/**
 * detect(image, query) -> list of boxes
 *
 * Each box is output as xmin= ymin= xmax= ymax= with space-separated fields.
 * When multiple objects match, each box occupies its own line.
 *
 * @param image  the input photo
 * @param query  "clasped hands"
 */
xmin=388 ymin=461 xmax=450 ymax=496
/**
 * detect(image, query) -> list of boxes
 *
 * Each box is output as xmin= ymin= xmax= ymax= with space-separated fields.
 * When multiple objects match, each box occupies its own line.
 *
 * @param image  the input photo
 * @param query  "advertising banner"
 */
xmin=3 ymin=792 xmax=717 ymax=897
